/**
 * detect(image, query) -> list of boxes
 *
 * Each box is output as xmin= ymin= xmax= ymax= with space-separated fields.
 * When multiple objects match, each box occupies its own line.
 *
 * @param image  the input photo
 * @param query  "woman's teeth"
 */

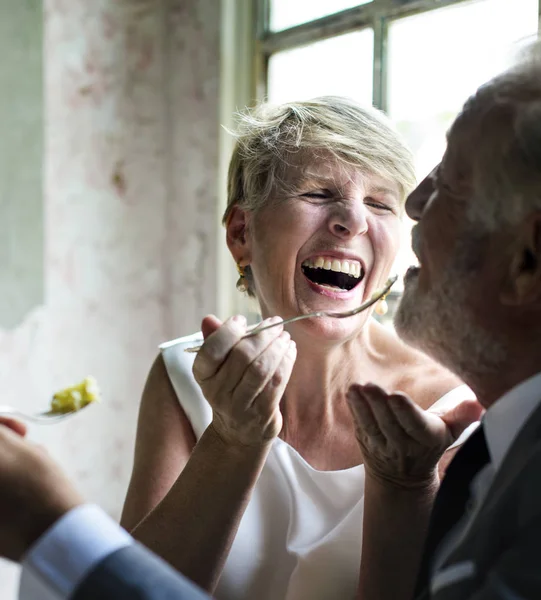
xmin=302 ymin=256 xmax=362 ymax=278
xmin=301 ymin=256 xmax=364 ymax=291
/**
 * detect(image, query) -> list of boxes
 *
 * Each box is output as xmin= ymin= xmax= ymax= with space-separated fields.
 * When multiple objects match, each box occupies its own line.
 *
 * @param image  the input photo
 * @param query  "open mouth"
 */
xmin=301 ymin=256 xmax=364 ymax=292
xmin=405 ymin=265 xmax=420 ymax=280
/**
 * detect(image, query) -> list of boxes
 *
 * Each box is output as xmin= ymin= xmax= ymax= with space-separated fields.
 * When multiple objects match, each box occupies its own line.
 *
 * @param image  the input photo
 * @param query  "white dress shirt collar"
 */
xmin=484 ymin=371 xmax=541 ymax=470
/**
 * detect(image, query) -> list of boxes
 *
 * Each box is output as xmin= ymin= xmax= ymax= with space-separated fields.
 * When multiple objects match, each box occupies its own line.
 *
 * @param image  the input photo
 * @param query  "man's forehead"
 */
xmin=443 ymin=103 xmax=500 ymax=176
xmin=441 ymin=133 xmax=476 ymax=193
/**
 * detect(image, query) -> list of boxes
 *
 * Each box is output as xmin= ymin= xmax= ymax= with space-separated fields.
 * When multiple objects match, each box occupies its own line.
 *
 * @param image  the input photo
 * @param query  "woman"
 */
xmin=121 ymin=97 xmax=477 ymax=600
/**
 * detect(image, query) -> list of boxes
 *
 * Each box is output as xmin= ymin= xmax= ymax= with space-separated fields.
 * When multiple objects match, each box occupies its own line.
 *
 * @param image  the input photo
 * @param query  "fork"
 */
xmin=0 ymin=402 xmax=94 ymax=424
xmin=185 ymin=275 xmax=398 ymax=353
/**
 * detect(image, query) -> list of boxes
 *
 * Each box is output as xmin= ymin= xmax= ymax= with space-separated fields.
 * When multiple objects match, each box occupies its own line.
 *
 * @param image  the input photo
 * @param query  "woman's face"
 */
xmin=231 ymin=156 xmax=402 ymax=340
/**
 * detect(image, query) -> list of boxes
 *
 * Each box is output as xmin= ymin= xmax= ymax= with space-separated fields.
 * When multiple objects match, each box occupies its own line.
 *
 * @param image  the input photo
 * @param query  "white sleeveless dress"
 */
xmin=160 ymin=332 xmax=477 ymax=600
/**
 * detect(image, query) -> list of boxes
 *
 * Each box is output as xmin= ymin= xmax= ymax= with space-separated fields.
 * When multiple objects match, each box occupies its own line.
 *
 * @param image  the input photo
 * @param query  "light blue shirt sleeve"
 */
xmin=19 ymin=504 xmax=133 ymax=600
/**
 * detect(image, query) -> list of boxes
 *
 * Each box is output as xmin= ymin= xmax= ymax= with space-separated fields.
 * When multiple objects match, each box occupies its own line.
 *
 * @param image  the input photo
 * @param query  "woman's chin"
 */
xmin=291 ymin=313 xmax=368 ymax=345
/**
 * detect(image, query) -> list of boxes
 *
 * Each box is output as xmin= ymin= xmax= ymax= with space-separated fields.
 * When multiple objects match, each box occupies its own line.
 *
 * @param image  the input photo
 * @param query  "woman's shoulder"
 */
xmin=369 ymin=320 xmax=470 ymax=410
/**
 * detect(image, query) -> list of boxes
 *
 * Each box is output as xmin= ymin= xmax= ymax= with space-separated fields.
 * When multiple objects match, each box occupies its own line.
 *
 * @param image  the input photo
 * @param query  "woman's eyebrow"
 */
xmin=369 ymin=186 xmax=397 ymax=196
xmin=367 ymin=186 xmax=400 ymax=205
xmin=298 ymin=173 xmax=337 ymax=185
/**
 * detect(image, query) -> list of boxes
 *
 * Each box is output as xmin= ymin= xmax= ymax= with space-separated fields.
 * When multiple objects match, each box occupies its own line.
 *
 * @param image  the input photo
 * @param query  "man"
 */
xmin=349 ymin=42 xmax=541 ymax=599
xmin=0 ymin=417 xmax=209 ymax=600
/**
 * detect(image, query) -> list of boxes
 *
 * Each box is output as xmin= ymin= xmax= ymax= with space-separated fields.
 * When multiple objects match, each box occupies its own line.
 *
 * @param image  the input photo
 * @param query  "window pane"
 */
xmin=271 ymin=0 xmax=372 ymax=32
xmin=387 ymin=0 xmax=539 ymax=292
xmin=268 ymin=30 xmax=374 ymax=105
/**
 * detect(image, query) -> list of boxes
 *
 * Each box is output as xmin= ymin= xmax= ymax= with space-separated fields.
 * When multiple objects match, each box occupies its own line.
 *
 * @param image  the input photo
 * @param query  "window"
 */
xmin=254 ymin=0 xmax=539 ymax=320
xmin=268 ymin=30 xmax=374 ymax=105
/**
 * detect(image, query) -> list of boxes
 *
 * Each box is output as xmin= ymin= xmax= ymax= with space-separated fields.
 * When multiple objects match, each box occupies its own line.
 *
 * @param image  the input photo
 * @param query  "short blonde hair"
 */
xmin=223 ymin=96 xmax=416 ymax=225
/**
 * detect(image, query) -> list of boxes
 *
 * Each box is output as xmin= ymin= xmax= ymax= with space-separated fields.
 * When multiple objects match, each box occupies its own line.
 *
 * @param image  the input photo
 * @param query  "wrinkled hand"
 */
xmin=0 ymin=418 xmax=83 ymax=562
xmin=193 ymin=314 xmax=297 ymax=448
xmin=347 ymin=384 xmax=483 ymax=489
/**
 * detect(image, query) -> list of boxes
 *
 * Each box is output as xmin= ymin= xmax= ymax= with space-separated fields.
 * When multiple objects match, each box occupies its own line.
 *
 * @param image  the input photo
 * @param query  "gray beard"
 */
xmin=394 ymin=251 xmax=507 ymax=382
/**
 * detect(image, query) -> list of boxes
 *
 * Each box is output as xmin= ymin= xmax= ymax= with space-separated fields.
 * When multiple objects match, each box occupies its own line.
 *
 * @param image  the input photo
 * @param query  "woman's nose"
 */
xmin=329 ymin=204 xmax=368 ymax=239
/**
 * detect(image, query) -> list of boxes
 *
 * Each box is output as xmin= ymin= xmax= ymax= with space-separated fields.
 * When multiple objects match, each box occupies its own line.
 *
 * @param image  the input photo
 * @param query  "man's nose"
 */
xmin=329 ymin=202 xmax=369 ymax=239
xmin=406 ymin=171 xmax=436 ymax=221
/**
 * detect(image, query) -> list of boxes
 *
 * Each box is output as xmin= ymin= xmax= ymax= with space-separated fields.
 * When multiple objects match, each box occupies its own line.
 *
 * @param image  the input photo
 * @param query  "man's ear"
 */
xmin=501 ymin=212 xmax=541 ymax=306
xmin=225 ymin=205 xmax=252 ymax=265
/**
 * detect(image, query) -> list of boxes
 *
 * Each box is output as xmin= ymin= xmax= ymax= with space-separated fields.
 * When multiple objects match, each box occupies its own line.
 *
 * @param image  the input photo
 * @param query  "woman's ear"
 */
xmin=226 ymin=205 xmax=252 ymax=265
xmin=500 ymin=212 xmax=541 ymax=306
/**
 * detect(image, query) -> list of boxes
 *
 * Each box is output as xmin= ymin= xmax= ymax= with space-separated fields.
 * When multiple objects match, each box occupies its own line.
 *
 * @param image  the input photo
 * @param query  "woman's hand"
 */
xmin=193 ymin=314 xmax=297 ymax=448
xmin=347 ymin=383 xmax=483 ymax=489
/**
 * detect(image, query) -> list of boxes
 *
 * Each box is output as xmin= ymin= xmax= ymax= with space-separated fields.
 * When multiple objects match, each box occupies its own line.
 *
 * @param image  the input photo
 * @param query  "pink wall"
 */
xmin=0 ymin=1 xmax=221 ymax=596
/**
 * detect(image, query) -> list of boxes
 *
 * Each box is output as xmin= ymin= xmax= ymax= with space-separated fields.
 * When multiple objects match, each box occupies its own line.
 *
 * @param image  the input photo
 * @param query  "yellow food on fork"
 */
xmin=50 ymin=376 xmax=101 ymax=413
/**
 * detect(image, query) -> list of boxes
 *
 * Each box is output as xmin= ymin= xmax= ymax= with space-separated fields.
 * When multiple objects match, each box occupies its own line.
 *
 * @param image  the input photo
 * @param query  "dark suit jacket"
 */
xmin=415 ymin=400 xmax=541 ymax=599
xmin=72 ymin=543 xmax=210 ymax=600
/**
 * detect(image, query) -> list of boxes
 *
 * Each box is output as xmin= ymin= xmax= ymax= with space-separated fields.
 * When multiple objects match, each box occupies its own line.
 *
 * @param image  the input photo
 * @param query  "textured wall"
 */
xmin=166 ymin=1 xmax=220 ymax=334
xmin=0 ymin=1 xmax=221 ymax=597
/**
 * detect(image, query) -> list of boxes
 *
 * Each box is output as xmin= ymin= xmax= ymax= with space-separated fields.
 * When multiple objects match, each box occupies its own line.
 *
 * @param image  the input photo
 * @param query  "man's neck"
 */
xmin=466 ymin=362 xmax=541 ymax=409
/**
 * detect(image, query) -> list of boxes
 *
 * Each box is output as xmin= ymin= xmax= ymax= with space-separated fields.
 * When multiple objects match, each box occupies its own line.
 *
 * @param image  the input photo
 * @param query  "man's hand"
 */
xmin=0 ymin=418 xmax=84 ymax=562
xmin=0 ymin=416 xmax=27 ymax=437
xmin=347 ymin=383 xmax=483 ymax=489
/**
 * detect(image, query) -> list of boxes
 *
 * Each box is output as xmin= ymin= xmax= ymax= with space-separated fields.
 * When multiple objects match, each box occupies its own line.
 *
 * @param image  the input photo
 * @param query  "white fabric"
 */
xmin=160 ymin=333 xmax=477 ymax=600
xmin=19 ymin=504 xmax=133 ymax=600
xmin=432 ymin=370 xmax=541 ymax=575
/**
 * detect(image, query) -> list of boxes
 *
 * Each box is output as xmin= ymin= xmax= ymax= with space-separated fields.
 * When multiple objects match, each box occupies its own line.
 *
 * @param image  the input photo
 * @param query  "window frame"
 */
xmin=256 ymin=0 xmax=541 ymax=112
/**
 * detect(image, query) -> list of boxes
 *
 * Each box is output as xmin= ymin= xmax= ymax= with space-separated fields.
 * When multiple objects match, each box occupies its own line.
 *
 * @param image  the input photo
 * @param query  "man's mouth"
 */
xmin=301 ymin=256 xmax=364 ymax=291
xmin=404 ymin=265 xmax=420 ymax=282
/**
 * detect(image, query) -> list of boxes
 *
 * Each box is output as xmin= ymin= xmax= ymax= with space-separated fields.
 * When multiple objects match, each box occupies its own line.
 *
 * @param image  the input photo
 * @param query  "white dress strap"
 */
xmin=159 ymin=333 xmax=212 ymax=440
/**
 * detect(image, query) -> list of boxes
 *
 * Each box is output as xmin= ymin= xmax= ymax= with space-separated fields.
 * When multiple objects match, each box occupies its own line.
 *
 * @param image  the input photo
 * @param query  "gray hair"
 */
xmin=450 ymin=40 xmax=541 ymax=230
xmin=223 ymin=96 xmax=417 ymax=295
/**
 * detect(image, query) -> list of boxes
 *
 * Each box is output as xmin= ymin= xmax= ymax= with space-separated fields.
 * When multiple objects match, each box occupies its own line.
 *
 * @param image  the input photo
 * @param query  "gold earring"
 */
xmin=236 ymin=263 xmax=248 ymax=293
xmin=374 ymin=298 xmax=388 ymax=316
